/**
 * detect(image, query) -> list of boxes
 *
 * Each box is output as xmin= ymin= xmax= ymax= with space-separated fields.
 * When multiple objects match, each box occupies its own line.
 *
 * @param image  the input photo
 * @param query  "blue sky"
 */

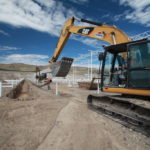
xmin=0 ymin=0 xmax=149 ymax=66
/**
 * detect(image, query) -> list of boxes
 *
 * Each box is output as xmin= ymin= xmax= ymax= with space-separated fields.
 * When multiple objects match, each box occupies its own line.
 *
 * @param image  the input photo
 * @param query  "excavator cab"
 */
xmin=101 ymin=39 xmax=150 ymax=92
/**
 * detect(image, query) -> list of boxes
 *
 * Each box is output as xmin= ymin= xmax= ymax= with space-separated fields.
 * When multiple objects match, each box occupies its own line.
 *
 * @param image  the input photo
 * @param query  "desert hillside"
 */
xmin=0 ymin=63 xmax=49 ymax=72
xmin=0 ymin=63 xmax=99 ymax=80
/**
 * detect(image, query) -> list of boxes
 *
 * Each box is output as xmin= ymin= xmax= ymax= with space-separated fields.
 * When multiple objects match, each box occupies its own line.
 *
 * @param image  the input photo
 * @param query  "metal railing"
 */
xmin=0 ymin=79 xmax=23 ymax=97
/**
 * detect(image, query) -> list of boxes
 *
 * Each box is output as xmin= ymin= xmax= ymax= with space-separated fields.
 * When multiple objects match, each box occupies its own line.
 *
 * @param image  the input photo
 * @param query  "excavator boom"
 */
xmin=50 ymin=17 xmax=130 ymax=63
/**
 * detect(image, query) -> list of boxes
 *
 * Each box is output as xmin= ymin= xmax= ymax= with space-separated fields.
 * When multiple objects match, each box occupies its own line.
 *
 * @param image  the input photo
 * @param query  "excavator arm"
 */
xmin=50 ymin=17 xmax=75 ymax=63
xmin=50 ymin=17 xmax=130 ymax=77
xmin=50 ymin=17 xmax=130 ymax=63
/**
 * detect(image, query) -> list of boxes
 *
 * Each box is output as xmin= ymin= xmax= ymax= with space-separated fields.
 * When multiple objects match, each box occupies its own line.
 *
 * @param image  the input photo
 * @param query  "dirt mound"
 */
xmin=7 ymin=79 xmax=47 ymax=100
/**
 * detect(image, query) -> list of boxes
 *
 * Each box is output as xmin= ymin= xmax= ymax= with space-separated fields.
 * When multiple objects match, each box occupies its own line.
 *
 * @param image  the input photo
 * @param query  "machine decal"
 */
xmin=78 ymin=27 xmax=94 ymax=35
xmin=95 ymin=32 xmax=105 ymax=38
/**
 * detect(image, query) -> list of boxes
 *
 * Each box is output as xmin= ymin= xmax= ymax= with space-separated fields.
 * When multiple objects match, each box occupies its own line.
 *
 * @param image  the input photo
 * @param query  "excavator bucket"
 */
xmin=51 ymin=57 xmax=73 ymax=77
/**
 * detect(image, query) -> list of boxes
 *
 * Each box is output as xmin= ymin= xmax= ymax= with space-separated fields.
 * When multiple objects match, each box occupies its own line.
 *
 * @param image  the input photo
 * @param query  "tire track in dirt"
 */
xmin=36 ymin=99 xmax=123 ymax=150
xmin=37 ymin=97 xmax=150 ymax=150
xmin=35 ymin=100 xmax=70 ymax=150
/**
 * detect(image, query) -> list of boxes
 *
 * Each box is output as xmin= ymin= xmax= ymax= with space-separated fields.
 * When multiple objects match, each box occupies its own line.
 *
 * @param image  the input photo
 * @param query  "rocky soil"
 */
xmin=0 ymin=80 xmax=149 ymax=150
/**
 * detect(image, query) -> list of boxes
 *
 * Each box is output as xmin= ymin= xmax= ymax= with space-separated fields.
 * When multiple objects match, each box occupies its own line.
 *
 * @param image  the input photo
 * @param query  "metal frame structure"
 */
xmin=72 ymin=50 xmax=101 ymax=81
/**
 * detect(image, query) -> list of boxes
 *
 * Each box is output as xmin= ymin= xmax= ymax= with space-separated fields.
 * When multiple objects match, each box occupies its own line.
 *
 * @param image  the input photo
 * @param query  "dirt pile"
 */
xmin=7 ymin=79 xmax=48 ymax=100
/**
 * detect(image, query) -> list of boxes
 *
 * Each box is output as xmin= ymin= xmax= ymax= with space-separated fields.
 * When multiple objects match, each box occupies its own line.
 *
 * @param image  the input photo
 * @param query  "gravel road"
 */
xmin=0 ymin=80 xmax=149 ymax=150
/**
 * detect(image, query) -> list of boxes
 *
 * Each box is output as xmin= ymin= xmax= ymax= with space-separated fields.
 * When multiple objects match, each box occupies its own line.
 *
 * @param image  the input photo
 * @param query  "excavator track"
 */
xmin=87 ymin=95 xmax=150 ymax=136
xmin=51 ymin=57 xmax=73 ymax=77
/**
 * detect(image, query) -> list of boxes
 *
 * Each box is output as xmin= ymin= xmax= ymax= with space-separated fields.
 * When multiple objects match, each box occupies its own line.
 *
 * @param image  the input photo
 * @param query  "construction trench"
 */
xmin=0 ymin=79 xmax=149 ymax=150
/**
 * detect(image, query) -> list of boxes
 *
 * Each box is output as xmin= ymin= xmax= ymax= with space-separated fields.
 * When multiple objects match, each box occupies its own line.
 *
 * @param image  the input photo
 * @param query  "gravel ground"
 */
xmin=0 ymin=80 xmax=149 ymax=150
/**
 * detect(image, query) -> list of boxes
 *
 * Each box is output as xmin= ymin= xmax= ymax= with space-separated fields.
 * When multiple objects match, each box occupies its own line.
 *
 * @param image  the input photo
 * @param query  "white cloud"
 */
xmin=0 ymin=0 xmax=107 ymax=49
xmin=0 ymin=54 xmax=49 ymax=65
xmin=0 ymin=46 xmax=20 ymax=51
xmin=0 ymin=30 xmax=9 ymax=36
xmin=113 ymin=10 xmax=129 ymax=21
xmin=70 ymin=0 xmax=89 ymax=4
xmin=117 ymin=0 xmax=150 ymax=26
xmin=0 ymin=0 xmax=102 ymax=48
xmin=119 ymin=0 xmax=149 ymax=9
xmin=0 ymin=0 xmax=84 ymax=36
xmin=101 ymin=14 xmax=110 ymax=19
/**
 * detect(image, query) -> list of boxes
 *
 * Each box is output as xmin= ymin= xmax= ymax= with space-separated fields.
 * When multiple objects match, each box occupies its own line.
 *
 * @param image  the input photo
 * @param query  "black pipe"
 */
xmin=81 ymin=18 xmax=103 ymax=26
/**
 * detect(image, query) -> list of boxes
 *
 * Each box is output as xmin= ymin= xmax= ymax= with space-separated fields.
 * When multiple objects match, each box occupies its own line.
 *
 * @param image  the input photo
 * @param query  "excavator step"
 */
xmin=51 ymin=57 xmax=73 ymax=77
xmin=87 ymin=95 xmax=150 ymax=136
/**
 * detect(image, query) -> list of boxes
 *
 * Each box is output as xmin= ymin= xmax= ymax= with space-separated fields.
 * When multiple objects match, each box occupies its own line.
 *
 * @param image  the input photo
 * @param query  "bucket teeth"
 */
xmin=51 ymin=57 xmax=73 ymax=77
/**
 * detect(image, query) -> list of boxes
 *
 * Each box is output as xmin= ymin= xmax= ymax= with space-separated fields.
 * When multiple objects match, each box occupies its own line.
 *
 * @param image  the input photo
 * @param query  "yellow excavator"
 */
xmin=50 ymin=16 xmax=150 ymax=96
xmin=50 ymin=17 xmax=150 ymax=135
xmin=50 ymin=17 xmax=130 ymax=63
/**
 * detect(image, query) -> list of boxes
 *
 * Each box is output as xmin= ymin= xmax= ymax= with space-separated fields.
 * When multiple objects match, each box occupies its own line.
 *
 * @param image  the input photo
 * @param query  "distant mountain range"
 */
xmin=0 ymin=63 xmax=48 ymax=72
xmin=0 ymin=63 xmax=99 ymax=76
